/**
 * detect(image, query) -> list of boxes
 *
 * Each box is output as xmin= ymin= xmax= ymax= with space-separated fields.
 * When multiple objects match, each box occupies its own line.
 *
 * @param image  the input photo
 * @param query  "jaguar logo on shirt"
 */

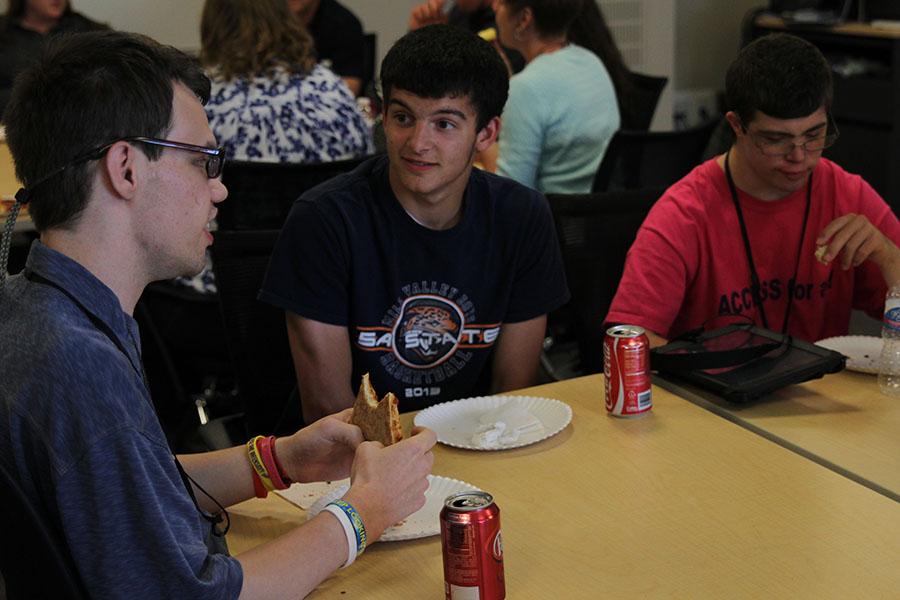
xmin=393 ymin=296 xmax=464 ymax=367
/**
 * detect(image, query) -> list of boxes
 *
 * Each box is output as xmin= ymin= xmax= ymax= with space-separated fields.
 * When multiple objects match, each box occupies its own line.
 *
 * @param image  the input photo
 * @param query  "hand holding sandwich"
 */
xmin=343 ymin=427 xmax=437 ymax=543
xmin=274 ymin=408 xmax=363 ymax=484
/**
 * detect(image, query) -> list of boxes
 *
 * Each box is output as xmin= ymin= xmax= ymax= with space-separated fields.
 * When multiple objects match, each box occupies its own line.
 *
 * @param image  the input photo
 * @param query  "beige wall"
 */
xmin=674 ymin=0 xmax=764 ymax=90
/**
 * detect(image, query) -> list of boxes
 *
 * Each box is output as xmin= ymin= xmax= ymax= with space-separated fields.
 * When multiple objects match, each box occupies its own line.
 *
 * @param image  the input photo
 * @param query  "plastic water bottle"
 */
xmin=877 ymin=284 xmax=900 ymax=396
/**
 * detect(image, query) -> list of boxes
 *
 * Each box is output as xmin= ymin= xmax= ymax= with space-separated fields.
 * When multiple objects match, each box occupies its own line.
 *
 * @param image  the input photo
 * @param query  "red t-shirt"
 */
xmin=606 ymin=157 xmax=900 ymax=342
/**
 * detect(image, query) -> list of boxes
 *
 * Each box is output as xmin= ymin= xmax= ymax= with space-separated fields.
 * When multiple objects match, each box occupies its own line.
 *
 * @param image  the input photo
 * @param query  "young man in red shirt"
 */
xmin=607 ymin=33 xmax=900 ymax=345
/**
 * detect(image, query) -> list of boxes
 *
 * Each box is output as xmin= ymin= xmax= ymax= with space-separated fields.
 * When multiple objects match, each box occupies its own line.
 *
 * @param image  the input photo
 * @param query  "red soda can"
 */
xmin=440 ymin=491 xmax=505 ymax=600
xmin=604 ymin=325 xmax=652 ymax=417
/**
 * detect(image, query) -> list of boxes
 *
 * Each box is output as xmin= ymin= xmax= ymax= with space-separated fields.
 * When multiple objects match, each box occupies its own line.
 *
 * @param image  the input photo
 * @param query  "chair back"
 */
xmin=0 ymin=462 xmax=87 ymax=599
xmin=593 ymin=118 xmax=719 ymax=192
xmin=547 ymin=188 xmax=663 ymax=374
xmin=210 ymin=230 xmax=300 ymax=435
xmin=135 ymin=281 xmax=236 ymax=450
xmin=218 ymin=156 xmax=370 ymax=230
xmin=620 ymin=71 xmax=668 ymax=131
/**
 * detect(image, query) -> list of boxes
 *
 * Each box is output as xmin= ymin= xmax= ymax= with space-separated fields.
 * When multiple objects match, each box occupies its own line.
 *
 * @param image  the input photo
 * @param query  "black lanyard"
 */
xmin=724 ymin=151 xmax=812 ymax=334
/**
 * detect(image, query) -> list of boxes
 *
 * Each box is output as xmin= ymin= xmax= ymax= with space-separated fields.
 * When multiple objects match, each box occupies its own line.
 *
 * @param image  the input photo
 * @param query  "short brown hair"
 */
xmin=200 ymin=0 xmax=316 ymax=80
xmin=5 ymin=31 xmax=209 ymax=231
xmin=726 ymin=33 xmax=832 ymax=125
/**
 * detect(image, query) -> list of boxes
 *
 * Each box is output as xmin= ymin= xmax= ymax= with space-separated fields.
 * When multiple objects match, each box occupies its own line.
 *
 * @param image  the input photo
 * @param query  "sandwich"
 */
xmin=350 ymin=373 xmax=403 ymax=446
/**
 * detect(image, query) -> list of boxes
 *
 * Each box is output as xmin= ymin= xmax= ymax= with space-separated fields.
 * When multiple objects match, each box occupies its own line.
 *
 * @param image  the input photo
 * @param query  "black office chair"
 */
xmin=135 ymin=281 xmax=241 ymax=452
xmin=592 ymin=118 xmax=719 ymax=192
xmin=210 ymin=230 xmax=300 ymax=436
xmin=545 ymin=188 xmax=664 ymax=374
xmin=619 ymin=71 xmax=668 ymax=131
xmin=217 ymin=156 xmax=371 ymax=230
xmin=0 ymin=462 xmax=87 ymax=600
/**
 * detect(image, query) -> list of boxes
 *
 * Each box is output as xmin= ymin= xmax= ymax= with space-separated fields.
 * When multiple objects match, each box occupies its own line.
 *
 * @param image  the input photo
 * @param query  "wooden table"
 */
xmin=658 ymin=370 xmax=900 ymax=502
xmin=0 ymin=136 xmax=34 ymax=234
xmin=0 ymin=135 xmax=18 ymax=198
xmin=227 ymin=376 xmax=900 ymax=598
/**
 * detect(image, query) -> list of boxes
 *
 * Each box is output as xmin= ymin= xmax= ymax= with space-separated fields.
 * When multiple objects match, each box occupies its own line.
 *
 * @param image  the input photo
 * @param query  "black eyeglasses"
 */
xmin=741 ymin=116 xmax=840 ymax=157
xmin=15 ymin=136 xmax=225 ymax=205
xmin=116 ymin=137 xmax=226 ymax=178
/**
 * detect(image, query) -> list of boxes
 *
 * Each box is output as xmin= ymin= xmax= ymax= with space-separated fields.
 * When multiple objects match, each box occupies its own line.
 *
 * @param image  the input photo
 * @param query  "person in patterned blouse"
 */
xmin=199 ymin=0 xmax=374 ymax=163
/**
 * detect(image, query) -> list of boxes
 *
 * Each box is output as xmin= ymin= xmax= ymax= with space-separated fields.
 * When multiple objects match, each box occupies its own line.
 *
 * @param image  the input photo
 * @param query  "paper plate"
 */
xmin=413 ymin=395 xmax=572 ymax=451
xmin=307 ymin=475 xmax=480 ymax=541
xmin=816 ymin=335 xmax=881 ymax=374
xmin=276 ymin=479 xmax=349 ymax=510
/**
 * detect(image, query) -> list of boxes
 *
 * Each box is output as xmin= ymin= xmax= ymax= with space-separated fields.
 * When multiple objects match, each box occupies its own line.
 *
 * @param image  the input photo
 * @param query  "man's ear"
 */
xmin=102 ymin=141 xmax=139 ymax=200
xmin=475 ymin=116 xmax=501 ymax=152
xmin=725 ymin=111 xmax=745 ymax=138
xmin=516 ymin=7 xmax=535 ymax=37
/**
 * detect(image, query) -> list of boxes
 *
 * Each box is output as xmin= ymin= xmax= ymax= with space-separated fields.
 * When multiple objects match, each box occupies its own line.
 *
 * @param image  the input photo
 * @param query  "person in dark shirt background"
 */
xmin=0 ymin=0 xmax=106 ymax=116
xmin=289 ymin=0 xmax=366 ymax=96
xmin=408 ymin=0 xmax=525 ymax=73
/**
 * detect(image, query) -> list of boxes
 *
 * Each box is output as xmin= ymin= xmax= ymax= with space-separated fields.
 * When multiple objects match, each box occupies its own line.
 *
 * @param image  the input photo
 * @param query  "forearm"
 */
xmin=178 ymin=446 xmax=256 ymax=512
xmin=286 ymin=314 xmax=356 ymax=422
xmin=491 ymin=350 xmax=540 ymax=393
xmin=237 ymin=512 xmax=348 ymax=600
xmin=875 ymin=242 xmax=900 ymax=288
xmin=646 ymin=330 xmax=669 ymax=348
xmin=490 ymin=317 xmax=545 ymax=393
xmin=299 ymin=374 xmax=356 ymax=423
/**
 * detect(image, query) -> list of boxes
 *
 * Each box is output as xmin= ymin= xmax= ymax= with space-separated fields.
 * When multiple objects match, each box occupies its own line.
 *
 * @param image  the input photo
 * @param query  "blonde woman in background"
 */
xmin=200 ymin=0 xmax=373 ymax=163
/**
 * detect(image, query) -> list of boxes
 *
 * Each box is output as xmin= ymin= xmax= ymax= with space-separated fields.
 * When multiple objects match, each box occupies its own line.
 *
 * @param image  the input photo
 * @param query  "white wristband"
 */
xmin=322 ymin=504 xmax=357 ymax=568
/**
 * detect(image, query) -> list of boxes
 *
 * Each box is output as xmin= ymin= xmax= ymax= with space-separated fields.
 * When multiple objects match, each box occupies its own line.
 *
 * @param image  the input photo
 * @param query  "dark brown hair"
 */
xmin=726 ymin=33 xmax=832 ymax=125
xmin=567 ymin=1 xmax=633 ymax=124
xmin=200 ymin=0 xmax=316 ymax=80
xmin=500 ymin=0 xmax=583 ymax=38
xmin=4 ymin=31 xmax=210 ymax=231
xmin=380 ymin=25 xmax=509 ymax=132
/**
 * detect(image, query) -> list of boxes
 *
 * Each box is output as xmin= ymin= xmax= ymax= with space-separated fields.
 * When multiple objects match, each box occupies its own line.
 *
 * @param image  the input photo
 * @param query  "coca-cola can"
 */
xmin=604 ymin=325 xmax=652 ymax=417
xmin=440 ymin=491 xmax=505 ymax=600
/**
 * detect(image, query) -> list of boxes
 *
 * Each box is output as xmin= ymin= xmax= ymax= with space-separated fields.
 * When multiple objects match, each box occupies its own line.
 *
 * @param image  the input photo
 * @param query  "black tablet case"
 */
xmin=651 ymin=325 xmax=846 ymax=403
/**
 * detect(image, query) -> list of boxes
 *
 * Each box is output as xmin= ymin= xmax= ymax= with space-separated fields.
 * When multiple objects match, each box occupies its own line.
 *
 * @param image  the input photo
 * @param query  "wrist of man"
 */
xmin=870 ymin=236 xmax=900 ymax=268
xmin=342 ymin=487 xmax=388 ymax=543
xmin=273 ymin=437 xmax=298 ymax=484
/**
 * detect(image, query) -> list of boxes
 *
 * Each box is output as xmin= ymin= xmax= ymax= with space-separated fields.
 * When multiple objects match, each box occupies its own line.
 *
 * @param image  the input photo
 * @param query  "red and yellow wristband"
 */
xmin=247 ymin=435 xmax=293 ymax=498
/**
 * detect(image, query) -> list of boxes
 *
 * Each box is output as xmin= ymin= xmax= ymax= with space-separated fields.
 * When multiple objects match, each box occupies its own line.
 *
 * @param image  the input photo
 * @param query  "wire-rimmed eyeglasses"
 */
xmin=741 ymin=116 xmax=840 ymax=157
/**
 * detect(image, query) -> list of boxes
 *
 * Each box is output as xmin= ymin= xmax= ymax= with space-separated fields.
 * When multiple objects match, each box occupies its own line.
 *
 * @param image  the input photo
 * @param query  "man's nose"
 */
xmin=785 ymin=141 xmax=806 ymax=162
xmin=210 ymin=176 xmax=228 ymax=204
xmin=407 ymin=122 xmax=432 ymax=152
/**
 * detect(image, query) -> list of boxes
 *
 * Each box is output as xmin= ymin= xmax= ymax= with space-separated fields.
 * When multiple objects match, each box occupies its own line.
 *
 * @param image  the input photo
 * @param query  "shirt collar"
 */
xmin=23 ymin=240 xmax=143 ymax=372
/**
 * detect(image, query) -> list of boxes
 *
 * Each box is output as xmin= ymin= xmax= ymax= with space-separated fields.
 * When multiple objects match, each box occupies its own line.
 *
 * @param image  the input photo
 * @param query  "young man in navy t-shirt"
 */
xmin=261 ymin=25 xmax=569 ymax=421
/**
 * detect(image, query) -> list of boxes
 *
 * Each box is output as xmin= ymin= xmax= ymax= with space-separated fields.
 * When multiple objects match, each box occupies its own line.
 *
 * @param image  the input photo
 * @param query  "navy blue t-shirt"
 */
xmin=260 ymin=155 xmax=569 ymax=412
